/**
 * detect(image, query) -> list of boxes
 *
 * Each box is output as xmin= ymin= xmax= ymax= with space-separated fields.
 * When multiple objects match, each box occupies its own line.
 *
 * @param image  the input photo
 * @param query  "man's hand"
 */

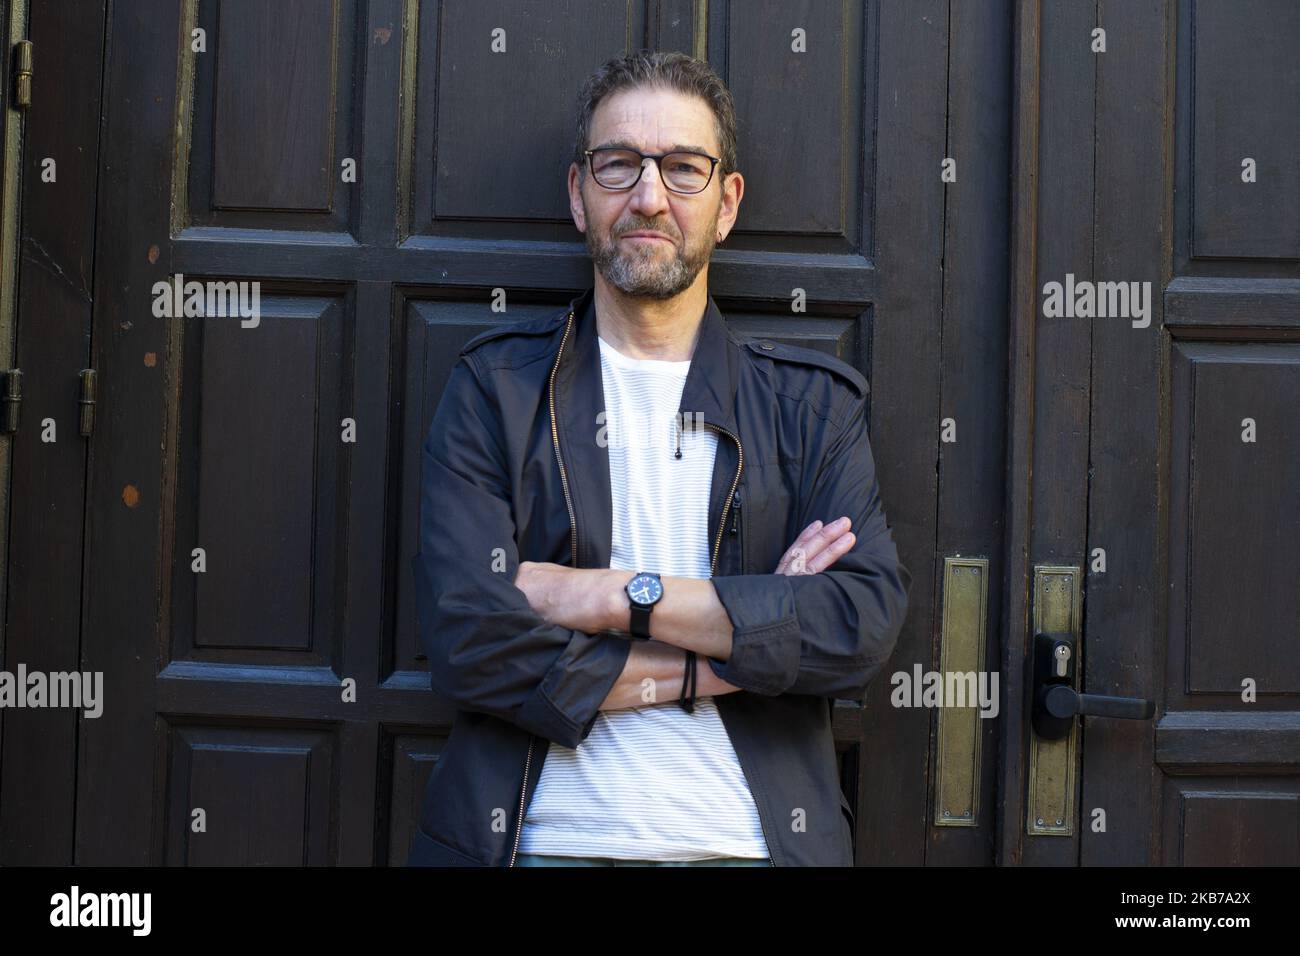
xmin=695 ymin=516 xmax=856 ymax=696
xmin=775 ymin=516 xmax=855 ymax=574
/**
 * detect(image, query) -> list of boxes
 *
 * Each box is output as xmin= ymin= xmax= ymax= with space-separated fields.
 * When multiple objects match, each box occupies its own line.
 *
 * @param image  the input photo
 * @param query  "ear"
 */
xmin=715 ymin=169 xmax=745 ymax=242
xmin=567 ymin=163 xmax=587 ymax=233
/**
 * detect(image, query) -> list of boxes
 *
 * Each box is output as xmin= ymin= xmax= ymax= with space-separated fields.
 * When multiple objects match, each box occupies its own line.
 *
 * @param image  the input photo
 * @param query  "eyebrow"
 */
xmin=592 ymin=139 xmax=715 ymax=155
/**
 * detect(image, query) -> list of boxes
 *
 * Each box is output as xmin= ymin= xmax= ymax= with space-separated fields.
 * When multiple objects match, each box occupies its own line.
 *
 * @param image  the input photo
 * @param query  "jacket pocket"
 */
xmin=729 ymin=489 xmax=746 ymax=572
xmin=405 ymin=826 xmax=490 ymax=867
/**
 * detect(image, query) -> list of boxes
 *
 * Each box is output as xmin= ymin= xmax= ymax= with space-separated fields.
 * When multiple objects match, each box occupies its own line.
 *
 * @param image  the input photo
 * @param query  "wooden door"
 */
xmin=1001 ymin=0 xmax=1300 ymax=865
xmin=0 ymin=0 xmax=108 ymax=863
xmin=42 ymin=0 xmax=1014 ymax=865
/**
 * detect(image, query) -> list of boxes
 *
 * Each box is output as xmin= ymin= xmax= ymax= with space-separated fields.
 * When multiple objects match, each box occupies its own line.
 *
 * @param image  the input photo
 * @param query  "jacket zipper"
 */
xmin=511 ymin=316 xmax=775 ymax=867
xmin=550 ymin=312 xmax=580 ymax=567
xmin=510 ymin=309 xmax=577 ymax=868
xmin=702 ymin=423 xmax=775 ymax=866
xmin=705 ymin=423 xmax=743 ymax=577
xmin=729 ymin=490 xmax=743 ymax=572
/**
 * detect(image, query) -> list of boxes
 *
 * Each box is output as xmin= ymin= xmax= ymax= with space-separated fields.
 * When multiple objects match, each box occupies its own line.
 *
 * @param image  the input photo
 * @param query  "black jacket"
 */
xmin=406 ymin=286 xmax=911 ymax=866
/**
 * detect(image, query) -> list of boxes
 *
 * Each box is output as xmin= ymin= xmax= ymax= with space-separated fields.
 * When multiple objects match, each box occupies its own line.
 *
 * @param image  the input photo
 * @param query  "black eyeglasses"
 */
xmin=584 ymin=147 xmax=721 ymax=195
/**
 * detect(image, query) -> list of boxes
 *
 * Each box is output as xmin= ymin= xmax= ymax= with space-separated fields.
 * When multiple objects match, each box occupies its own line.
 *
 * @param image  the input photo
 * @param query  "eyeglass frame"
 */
xmin=583 ymin=146 xmax=722 ymax=195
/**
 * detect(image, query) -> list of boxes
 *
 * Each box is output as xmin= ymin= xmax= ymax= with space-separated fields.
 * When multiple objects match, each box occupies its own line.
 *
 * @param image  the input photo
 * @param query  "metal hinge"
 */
xmin=79 ymin=368 xmax=95 ymax=436
xmin=1 ymin=368 xmax=20 ymax=432
xmin=12 ymin=40 xmax=32 ymax=109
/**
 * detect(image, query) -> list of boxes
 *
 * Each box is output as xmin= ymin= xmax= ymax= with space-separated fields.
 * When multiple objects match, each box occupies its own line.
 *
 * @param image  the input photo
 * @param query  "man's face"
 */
xmin=570 ymin=87 xmax=737 ymax=300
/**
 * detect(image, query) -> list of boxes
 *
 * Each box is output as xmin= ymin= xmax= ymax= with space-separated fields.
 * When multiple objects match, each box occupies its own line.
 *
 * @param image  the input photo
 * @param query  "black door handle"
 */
xmin=1031 ymin=632 xmax=1155 ymax=740
xmin=1042 ymin=684 xmax=1155 ymax=720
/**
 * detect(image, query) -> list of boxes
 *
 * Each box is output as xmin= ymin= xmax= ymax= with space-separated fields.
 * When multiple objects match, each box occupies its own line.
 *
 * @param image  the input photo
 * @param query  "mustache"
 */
xmin=614 ymin=224 xmax=679 ymax=240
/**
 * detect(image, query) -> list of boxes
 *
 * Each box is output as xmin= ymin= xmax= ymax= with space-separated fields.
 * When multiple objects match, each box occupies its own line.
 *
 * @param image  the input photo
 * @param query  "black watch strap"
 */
xmin=629 ymin=601 xmax=653 ymax=640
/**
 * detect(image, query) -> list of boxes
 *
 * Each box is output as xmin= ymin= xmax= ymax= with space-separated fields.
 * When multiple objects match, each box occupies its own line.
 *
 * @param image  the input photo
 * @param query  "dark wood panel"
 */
xmin=1168 ymin=784 xmax=1300 ymax=865
xmin=726 ymin=0 xmax=865 ymax=239
xmin=390 ymin=733 xmax=452 ymax=868
xmin=186 ymin=0 xmax=361 ymax=232
xmin=213 ymin=0 xmax=342 ymax=211
xmin=1191 ymin=0 xmax=1300 ymax=260
xmin=387 ymin=733 xmax=448 ymax=866
xmin=160 ymin=293 xmax=349 ymax=661
xmin=1170 ymin=343 xmax=1300 ymax=696
xmin=1172 ymin=0 xmax=1300 ymax=279
xmin=165 ymin=724 xmax=335 ymax=865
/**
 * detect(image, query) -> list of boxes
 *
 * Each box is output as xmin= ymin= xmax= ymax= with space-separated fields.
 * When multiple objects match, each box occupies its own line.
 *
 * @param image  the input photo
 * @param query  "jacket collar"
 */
xmin=551 ymin=285 xmax=744 ymax=571
xmin=560 ymin=285 xmax=740 ymax=434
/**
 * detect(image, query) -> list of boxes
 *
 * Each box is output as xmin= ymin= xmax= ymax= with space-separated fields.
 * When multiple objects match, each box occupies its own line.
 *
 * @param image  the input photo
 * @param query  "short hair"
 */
xmin=572 ymin=50 xmax=738 ymax=185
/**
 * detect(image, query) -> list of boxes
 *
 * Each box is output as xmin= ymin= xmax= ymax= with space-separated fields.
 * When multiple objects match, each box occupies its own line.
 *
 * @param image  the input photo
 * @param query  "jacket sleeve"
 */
xmin=409 ymin=354 xmax=631 ymax=750
xmin=707 ymin=388 xmax=911 ymax=703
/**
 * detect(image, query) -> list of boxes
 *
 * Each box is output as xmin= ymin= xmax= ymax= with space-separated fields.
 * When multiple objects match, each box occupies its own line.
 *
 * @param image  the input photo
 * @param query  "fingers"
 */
xmin=774 ymin=520 xmax=820 ymax=574
xmin=791 ymin=519 xmax=826 ymax=549
xmin=775 ymin=516 xmax=853 ymax=574
xmin=802 ymin=530 xmax=855 ymax=573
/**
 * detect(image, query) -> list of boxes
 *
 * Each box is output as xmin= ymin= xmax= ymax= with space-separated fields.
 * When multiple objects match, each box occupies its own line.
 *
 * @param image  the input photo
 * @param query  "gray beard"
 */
xmin=587 ymin=230 xmax=714 ymax=300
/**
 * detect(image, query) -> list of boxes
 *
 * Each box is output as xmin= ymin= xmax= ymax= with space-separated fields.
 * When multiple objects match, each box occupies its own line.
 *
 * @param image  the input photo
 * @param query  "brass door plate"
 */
xmin=1026 ymin=565 xmax=1081 ymax=836
xmin=934 ymin=556 xmax=989 ymax=826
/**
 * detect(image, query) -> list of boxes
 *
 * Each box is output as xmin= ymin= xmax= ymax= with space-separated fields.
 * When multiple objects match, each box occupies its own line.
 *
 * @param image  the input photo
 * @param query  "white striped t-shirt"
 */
xmin=515 ymin=333 xmax=769 ymax=861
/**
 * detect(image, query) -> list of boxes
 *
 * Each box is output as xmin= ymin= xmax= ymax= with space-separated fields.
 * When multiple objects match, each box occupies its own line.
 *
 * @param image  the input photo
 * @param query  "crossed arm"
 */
xmin=514 ymin=516 xmax=858 ymax=711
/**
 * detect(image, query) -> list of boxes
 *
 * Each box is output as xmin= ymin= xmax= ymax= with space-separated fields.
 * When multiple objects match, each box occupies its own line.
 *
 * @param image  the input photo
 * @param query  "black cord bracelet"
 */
xmin=679 ymin=650 xmax=697 ymax=713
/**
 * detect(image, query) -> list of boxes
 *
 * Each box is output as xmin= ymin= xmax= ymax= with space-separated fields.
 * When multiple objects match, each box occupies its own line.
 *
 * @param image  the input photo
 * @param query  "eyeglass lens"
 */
xmin=591 ymin=149 xmax=713 ymax=192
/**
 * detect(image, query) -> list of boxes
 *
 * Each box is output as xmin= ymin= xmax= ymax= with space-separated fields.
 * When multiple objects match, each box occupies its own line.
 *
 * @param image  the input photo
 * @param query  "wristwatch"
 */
xmin=624 ymin=571 xmax=663 ymax=640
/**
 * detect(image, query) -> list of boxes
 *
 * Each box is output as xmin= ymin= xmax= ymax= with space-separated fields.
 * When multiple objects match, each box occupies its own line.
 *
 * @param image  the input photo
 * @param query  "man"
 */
xmin=407 ymin=50 xmax=910 ymax=867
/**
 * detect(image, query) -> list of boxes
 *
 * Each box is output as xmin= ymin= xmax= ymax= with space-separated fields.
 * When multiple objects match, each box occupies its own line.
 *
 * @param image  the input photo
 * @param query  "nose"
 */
xmin=627 ymin=157 xmax=672 ymax=218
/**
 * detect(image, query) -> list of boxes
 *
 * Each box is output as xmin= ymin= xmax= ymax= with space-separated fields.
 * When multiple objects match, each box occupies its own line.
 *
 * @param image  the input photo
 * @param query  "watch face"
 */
xmin=627 ymin=573 xmax=663 ymax=606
